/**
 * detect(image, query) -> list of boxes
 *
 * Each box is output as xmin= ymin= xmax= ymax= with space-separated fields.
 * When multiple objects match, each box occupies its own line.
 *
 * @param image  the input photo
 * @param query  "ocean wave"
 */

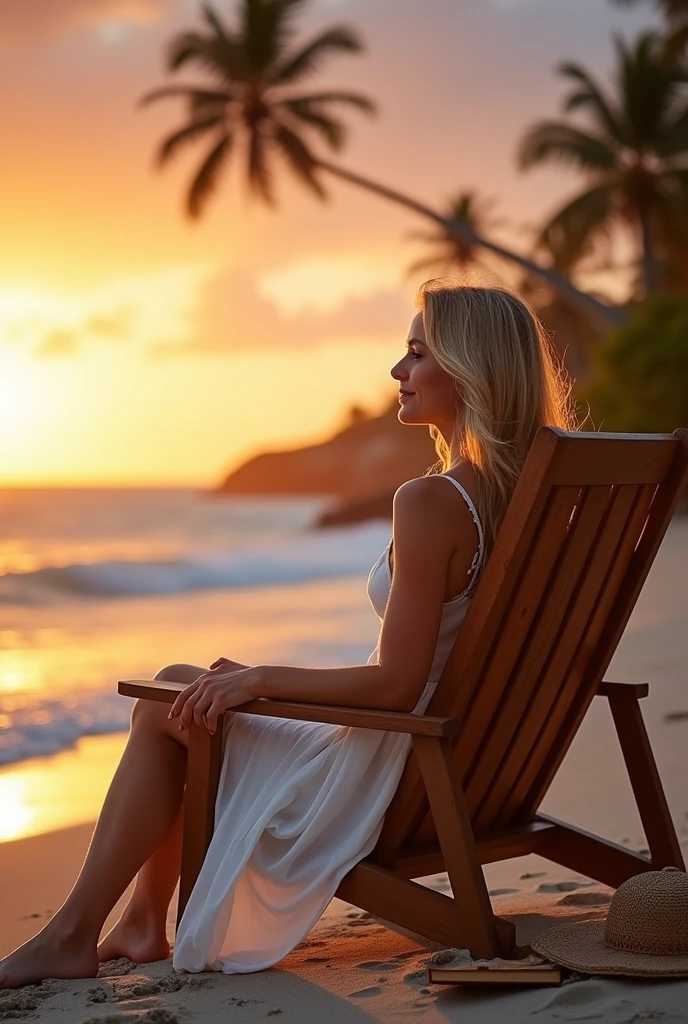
xmin=0 ymin=693 xmax=132 ymax=766
xmin=0 ymin=523 xmax=390 ymax=605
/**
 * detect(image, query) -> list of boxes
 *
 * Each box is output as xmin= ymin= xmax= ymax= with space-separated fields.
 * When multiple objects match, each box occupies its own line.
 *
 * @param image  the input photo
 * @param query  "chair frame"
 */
xmin=119 ymin=427 xmax=688 ymax=959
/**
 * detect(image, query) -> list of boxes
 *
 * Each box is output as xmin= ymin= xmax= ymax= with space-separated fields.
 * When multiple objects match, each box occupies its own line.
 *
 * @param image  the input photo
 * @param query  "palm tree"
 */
xmin=405 ymin=191 xmax=505 ymax=278
xmin=140 ymin=0 xmax=624 ymax=325
xmin=612 ymin=0 xmax=688 ymax=55
xmin=518 ymin=32 xmax=688 ymax=298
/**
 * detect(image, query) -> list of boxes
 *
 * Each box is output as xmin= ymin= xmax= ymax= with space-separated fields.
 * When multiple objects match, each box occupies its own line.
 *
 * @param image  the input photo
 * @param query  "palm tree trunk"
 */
xmin=638 ymin=204 xmax=660 ymax=296
xmin=317 ymin=159 xmax=628 ymax=327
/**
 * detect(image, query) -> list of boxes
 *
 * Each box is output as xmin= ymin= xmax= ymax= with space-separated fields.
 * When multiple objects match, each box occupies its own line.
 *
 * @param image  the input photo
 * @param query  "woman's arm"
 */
xmin=170 ymin=477 xmax=470 ymax=733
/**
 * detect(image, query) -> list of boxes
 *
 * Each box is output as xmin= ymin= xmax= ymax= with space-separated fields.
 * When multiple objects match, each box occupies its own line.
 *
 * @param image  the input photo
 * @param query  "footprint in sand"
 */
xmin=114 ymin=975 xmax=187 ymax=998
xmin=537 ymin=880 xmax=590 ymax=894
xmin=393 ymin=950 xmax=422 ymax=962
xmin=520 ymin=871 xmax=547 ymax=880
xmin=349 ymin=986 xmax=383 ymax=998
xmin=355 ymin=960 xmax=390 ymax=971
xmin=488 ymin=887 xmax=519 ymax=896
xmin=556 ymin=891 xmax=612 ymax=907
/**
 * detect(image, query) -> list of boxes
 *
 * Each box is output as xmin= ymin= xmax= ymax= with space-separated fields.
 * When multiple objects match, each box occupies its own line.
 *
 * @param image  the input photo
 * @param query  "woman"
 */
xmin=0 ymin=281 xmax=577 ymax=987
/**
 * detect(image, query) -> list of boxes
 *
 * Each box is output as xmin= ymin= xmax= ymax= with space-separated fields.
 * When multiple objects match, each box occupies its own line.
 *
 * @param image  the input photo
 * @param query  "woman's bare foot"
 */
xmin=97 ymin=912 xmax=170 ymax=965
xmin=0 ymin=927 xmax=99 ymax=989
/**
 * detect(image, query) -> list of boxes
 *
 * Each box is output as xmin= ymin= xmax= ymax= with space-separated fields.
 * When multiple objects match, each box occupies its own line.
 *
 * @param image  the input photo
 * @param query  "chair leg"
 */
xmin=413 ymin=736 xmax=514 ymax=958
xmin=176 ymin=716 xmax=224 ymax=929
xmin=608 ymin=695 xmax=684 ymax=869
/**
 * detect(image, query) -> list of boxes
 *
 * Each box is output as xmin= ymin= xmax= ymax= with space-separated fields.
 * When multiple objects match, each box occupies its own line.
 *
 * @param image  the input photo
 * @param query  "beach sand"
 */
xmin=1 ymin=517 xmax=688 ymax=1021
xmin=1 ymin=823 xmax=687 ymax=1022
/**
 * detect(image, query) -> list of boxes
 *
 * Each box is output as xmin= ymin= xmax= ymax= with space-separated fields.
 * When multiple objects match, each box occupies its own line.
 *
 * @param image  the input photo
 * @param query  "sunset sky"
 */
xmin=0 ymin=0 xmax=653 ymax=485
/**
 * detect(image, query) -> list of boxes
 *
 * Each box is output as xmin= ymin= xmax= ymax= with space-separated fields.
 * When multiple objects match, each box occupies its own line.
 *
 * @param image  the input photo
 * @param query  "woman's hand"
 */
xmin=168 ymin=666 xmax=263 ymax=735
xmin=209 ymin=656 xmax=248 ymax=672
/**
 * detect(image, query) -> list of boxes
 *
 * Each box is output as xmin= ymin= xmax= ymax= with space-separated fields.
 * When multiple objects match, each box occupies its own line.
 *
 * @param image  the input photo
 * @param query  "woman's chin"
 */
xmin=398 ymin=404 xmax=423 ymax=425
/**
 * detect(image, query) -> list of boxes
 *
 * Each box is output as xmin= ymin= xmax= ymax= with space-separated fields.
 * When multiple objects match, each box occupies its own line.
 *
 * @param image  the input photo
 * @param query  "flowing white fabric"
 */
xmin=172 ymin=474 xmax=484 ymax=974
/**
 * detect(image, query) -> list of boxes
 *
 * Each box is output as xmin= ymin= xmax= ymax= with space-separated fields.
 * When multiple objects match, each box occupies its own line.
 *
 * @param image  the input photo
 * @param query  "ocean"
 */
xmin=1 ymin=488 xmax=686 ymax=855
xmin=0 ymin=488 xmax=390 ymax=768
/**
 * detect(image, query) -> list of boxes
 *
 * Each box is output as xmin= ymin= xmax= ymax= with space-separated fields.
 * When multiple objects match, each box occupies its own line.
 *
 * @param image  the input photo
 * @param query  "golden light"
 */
xmin=0 ymin=776 xmax=35 ymax=843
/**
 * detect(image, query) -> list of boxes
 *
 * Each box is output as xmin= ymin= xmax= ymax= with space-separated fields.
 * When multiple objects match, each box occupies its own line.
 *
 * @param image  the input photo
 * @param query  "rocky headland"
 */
xmin=214 ymin=402 xmax=437 ymax=527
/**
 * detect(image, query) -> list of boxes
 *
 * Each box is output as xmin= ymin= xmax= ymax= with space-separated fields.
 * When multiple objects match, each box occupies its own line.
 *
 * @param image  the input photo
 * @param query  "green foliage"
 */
xmin=580 ymin=296 xmax=688 ymax=431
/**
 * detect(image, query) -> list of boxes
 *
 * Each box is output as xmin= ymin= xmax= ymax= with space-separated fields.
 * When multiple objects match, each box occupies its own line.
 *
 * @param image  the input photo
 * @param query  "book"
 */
xmin=428 ymin=959 xmax=562 ymax=986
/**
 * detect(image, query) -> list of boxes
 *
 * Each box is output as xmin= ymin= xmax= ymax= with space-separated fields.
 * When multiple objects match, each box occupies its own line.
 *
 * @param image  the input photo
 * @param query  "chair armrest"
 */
xmin=597 ymin=680 xmax=649 ymax=700
xmin=117 ymin=679 xmax=460 ymax=737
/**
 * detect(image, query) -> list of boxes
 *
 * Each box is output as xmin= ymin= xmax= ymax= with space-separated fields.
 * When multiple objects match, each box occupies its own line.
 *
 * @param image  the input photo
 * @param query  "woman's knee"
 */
xmin=154 ymin=663 xmax=205 ymax=685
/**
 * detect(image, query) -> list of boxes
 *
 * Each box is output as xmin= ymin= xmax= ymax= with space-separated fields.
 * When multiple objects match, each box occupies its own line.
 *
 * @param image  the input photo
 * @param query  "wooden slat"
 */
xmin=493 ymin=483 xmax=650 ymax=826
xmin=118 ymin=681 xmax=460 ymax=737
xmin=465 ymin=485 xmax=608 ymax=826
xmin=450 ymin=486 xmax=580 ymax=793
xmin=336 ymin=863 xmax=464 ymax=948
xmin=177 ymin=718 xmax=224 ymax=927
xmin=547 ymin=430 xmax=678 ymax=485
xmin=608 ymin=695 xmax=685 ymax=868
xmin=535 ymin=814 xmax=654 ymax=889
xmin=598 ymin=680 xmax=649 ymax=699
xmin=375 ymin=428 xmax=566 ymax=859
xmin=520 ymin=432 xmax=688 ymax=816
xmin=388 ymin=821 xmax=557 ymax=879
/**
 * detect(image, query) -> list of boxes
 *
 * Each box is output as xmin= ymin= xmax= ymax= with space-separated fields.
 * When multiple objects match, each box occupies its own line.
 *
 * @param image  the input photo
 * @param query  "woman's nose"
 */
xmin=390 ymin=360 xmax=406 ymax=380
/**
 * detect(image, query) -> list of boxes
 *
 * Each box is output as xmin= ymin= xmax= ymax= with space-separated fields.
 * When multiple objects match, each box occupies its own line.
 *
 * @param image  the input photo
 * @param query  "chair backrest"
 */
xmin=377 ymin=427 xmax=688 ymax=863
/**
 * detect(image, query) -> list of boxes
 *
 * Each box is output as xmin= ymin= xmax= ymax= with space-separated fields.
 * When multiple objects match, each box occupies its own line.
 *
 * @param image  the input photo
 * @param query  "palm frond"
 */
xmin=248 ymin=130 xmax=275 ymax=205
xmin=280 ymin=99 xmax=346 ymax=149
xmin=655 ymin=104 xmax=688 ymax=155
xmin=271 ymin=26 xmax=364 ymax=85
xmin=187 ymin=133 xmax=234 ymax=218
xmin=558 ymin=62 xmax=625 ymax=141
xmin=518 ymin=121 xmax=616 ymax=171
xmin=537 ymin=184 xmax=616 ymax=269
xmin=168 ymin=13 xmax=244 ymax=81
xmin=666 ymin=21 xmax=688 ymax=56
xmin=279 ymin=89 xmax=377 ymax=115
xmin=139 ymin=85 xmax=235 ymax=116
xmin=156 ymin=115 xmax=226 ymax=166
xmin=273 ymin=122 xmax=327 ymax=197
xmin=239 ymin=0 xmax=311 ymax=73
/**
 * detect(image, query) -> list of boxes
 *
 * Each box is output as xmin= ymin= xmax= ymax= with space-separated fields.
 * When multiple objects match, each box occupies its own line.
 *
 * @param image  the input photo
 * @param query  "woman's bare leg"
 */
xmin=97 ymin=664 xmax=209 ymax=963
xmin=0 ymin=663 xmax=206 ymax=989
xmin=96 ymin=804 xmax=183 ymax=964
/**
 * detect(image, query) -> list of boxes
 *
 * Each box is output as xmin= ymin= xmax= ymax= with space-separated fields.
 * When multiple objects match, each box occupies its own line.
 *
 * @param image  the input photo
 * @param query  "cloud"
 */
xmin=0 ymin=0 xmax=169 ymax=44
xmin=150 ymin=267 xmax=412 ymax=357
xmin=33 ymin=304 xmax=136 ymax=358
xmin=36 ymin=329 xmax=80 ymax=358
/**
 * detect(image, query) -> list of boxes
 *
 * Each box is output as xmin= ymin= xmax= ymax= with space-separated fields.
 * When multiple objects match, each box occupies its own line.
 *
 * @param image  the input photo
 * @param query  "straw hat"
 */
xmin=531 ymin=867 xmax=688 ymax=977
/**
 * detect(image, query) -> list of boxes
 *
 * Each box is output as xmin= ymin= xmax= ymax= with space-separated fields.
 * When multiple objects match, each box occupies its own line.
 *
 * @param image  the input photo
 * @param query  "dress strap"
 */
xmin=438 ymin=474 xmax=485 ymax=580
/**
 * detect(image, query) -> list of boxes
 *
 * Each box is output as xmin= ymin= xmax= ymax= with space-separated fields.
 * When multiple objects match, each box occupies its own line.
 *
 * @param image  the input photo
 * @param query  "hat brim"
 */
xmin=531 ymin=921 xmax=688 ymax=977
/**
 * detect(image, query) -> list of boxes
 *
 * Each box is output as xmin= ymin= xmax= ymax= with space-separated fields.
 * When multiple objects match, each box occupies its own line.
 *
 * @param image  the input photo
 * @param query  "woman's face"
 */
xmin=391 ymin=312 xmax=457 ymax=432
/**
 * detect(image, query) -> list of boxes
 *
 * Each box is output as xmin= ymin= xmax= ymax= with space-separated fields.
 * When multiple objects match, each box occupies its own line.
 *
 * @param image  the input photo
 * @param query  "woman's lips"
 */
xmin=399 ymin=391 xmax=414 ymax=402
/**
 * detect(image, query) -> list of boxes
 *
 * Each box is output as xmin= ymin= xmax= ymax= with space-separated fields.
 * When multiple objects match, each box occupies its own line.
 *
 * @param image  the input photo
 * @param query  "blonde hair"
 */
xmin=417 ymin=279 xmax=579 ymax=563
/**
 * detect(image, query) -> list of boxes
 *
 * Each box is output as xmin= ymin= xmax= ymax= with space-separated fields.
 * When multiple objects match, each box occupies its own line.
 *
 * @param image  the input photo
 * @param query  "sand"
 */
xmin=1 ymin=517 xmax=688 ymax=1021
xmin=1 ymin=823 xmax=687 ymax=1022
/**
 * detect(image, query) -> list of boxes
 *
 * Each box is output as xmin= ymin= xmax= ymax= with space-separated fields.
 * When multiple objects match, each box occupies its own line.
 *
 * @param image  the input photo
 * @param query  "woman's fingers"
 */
xmin=192 ymin=687 xmax=215 ymax=728
xmin=169 ymin=677 xmax=203 ymax=721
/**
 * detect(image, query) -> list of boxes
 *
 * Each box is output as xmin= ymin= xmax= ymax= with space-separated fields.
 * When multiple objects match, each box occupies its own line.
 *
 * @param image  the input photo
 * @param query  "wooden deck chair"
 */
xmin=119 ymin=427 xmax=688 ymax=960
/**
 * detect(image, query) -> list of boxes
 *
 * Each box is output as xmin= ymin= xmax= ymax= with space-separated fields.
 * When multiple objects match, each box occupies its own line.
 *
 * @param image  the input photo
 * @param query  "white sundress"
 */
xmin=172 ymin=474 xmax=485 ymax=974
